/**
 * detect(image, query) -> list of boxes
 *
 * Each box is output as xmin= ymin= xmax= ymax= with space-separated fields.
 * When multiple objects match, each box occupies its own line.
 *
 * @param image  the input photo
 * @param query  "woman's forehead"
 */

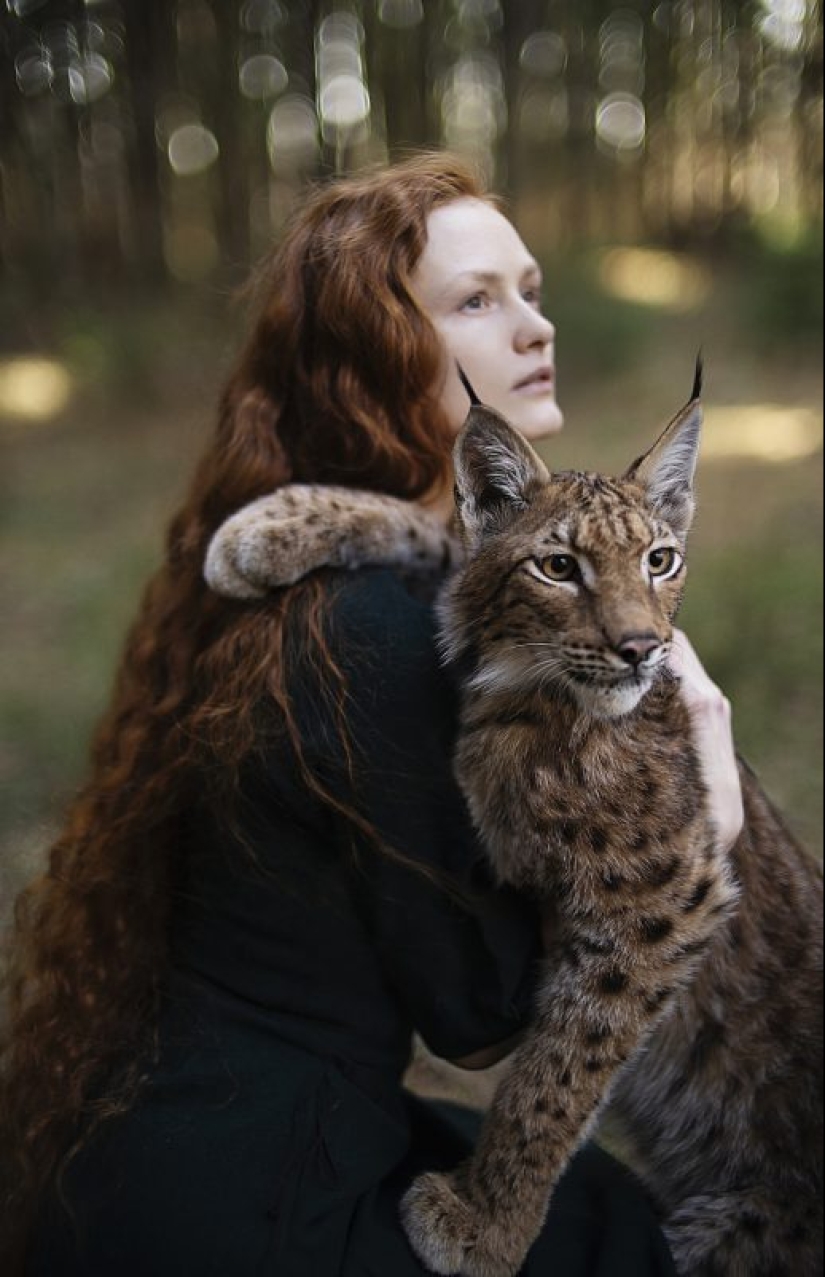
xmin=415 ymin=199 xmax=538 ymax=294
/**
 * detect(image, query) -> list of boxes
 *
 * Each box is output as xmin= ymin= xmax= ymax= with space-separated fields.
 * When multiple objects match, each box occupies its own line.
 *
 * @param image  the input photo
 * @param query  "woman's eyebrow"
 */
xmin=442 ymin=263 xmax=543 ymax=293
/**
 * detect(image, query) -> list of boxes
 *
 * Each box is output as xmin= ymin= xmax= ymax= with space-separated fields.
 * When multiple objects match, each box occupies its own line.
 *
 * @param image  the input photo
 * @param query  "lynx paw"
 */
xmin=400 ymin=1172 xmax=522 ymax=1277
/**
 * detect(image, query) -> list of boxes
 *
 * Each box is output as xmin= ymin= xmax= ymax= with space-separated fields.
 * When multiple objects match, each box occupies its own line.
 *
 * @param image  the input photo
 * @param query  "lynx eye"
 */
xmin=647 ymin=547 xmax=681 ymax=579
xmin=538 ymin=554 xmax=579 ymax=583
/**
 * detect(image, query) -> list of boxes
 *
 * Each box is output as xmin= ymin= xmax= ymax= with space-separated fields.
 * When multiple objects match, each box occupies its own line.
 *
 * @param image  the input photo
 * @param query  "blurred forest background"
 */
xmin=0 ymin=0 xmax=822 ymax=924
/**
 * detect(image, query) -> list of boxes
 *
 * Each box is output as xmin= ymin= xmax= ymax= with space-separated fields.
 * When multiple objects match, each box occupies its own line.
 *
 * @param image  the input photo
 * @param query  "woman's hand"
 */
xmin=668 ymin=629 xmax=745 ymax=853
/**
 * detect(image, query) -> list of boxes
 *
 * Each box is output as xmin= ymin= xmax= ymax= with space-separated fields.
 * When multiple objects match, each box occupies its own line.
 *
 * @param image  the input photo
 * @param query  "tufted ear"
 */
xmin=453 ymin=404 xmax=550 ymax=553
xmin=624 ymin=392 xmax=703 ymax=541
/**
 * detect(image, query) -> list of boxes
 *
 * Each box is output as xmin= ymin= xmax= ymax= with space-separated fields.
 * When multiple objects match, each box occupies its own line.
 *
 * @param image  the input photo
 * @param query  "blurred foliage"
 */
xmin=681 ymin=518 xmax=823 ymax=853
xmin=735 ymin=231 xmax=825 ymax=348
xmin=545 ymin=231 xmax=824 ymax=384
xmin=0 ymin=0 xmax=823 ymax=290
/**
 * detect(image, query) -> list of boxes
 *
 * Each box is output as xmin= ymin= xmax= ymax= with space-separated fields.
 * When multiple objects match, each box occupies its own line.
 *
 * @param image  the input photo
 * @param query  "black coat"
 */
xmin=28 ymin=570 xmax=676 ymax=1276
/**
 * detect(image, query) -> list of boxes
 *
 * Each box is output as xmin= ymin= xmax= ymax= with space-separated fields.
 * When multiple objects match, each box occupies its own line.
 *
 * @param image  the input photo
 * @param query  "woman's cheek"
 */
xmin=435 ymin=356 xmax=474 ymax=434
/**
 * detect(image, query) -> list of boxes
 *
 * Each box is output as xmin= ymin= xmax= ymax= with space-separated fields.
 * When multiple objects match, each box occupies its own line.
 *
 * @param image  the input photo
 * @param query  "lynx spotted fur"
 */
xmin=205 ymin=393 xmax=823 ymax=1277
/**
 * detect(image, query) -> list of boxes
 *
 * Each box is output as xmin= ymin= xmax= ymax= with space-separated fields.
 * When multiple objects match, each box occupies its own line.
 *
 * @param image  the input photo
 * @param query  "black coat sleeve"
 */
xmin=290 ymin=569 xmax=542 ymax=1062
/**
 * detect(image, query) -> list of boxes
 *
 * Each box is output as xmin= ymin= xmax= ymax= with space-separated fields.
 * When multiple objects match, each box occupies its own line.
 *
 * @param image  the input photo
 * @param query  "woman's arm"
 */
xmin=450 ymin=1031 xmax=524 ymax=1071
xmin=668 ymin=628 xmax=745 ymax=853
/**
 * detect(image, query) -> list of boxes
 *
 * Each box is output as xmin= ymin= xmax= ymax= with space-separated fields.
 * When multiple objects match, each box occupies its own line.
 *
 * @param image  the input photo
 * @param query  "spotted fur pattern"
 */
xmin=204 ymin=483 xmax=461 ymax=600
xmin=204 ymin=399 xmax=823 ymax=1277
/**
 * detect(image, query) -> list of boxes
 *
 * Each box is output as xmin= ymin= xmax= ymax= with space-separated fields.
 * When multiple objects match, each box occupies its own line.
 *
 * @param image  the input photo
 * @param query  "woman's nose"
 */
xmin=515 ymin=308 xmax=555 ymax=351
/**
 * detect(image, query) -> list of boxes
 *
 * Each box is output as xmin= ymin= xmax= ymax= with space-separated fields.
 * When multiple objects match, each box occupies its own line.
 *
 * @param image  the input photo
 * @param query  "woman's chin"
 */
xmin=513 ymin=400 xmax=565 ymax=442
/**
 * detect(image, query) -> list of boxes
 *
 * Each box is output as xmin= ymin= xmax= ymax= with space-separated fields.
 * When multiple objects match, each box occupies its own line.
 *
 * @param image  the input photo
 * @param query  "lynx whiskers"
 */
xmin=204 ymin=385 xmax=823 ymax=1277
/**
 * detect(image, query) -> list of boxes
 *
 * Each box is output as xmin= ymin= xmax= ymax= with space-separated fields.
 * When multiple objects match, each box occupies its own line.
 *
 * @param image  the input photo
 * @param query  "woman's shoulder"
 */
xmin=316 ymin=568 xmax=455 ymax=732
xmin=278 ymin=568 xmax=458 ymax=782
xmin=326 ymin=568 xmax=440 ymax=662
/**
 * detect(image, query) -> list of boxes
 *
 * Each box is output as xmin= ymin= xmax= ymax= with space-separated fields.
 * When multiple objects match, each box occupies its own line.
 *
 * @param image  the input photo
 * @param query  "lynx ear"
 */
xmin=624 ymin=397 xmax=703 ymax=540
xmin=453 ymin=404 xmax=550 ymax=551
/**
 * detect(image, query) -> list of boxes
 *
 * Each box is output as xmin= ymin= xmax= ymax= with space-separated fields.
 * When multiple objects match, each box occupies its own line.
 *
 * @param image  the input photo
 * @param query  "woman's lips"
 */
xmin=514 ymin=369 xmax=555 ymax=395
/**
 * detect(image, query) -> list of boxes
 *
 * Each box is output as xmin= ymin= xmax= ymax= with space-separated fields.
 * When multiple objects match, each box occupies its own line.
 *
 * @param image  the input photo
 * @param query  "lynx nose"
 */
xmin=616 ymin=633 xmax=661 ymax=668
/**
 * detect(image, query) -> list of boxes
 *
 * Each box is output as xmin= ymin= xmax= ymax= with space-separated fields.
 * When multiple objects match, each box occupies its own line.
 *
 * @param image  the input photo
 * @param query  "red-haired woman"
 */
xmin=1 ymin=155 xmax=742 ymax=1276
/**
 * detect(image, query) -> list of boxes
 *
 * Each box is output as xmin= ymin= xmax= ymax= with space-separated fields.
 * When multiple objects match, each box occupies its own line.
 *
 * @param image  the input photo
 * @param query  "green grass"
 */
xmin=681 ymin=528 xmax=823 ymax=854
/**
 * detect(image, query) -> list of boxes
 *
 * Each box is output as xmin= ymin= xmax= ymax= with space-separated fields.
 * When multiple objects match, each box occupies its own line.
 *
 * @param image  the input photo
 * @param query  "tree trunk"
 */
xmin=122 ymin=0 xmax=174 ymax=285
xmin=210 ymin=0 xmax=249 ymax=271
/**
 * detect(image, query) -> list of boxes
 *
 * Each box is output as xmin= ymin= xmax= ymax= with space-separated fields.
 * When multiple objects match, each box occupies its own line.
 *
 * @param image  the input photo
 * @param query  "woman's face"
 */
xmin=413 ymin=198 xmax=563 ymax=441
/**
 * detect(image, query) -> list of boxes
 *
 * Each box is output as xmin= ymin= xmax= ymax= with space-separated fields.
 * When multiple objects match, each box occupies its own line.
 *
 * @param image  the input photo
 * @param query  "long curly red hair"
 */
xmin=0 ymin=153 xmax=488 ymax=1267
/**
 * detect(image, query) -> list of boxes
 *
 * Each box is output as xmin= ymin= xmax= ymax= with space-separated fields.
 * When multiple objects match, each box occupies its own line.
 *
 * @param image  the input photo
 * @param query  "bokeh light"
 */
xmin=167 ymin=124 xmax=220 ymax=177
xmin=67 ymin=54 xmax=114 ymax=105
xmin=0 ymin=358 xmax=74 ymax=424
xmin=598 ymin=248 xmax=713 ymax=312
xmin=7 ymin=0 xmax=50 ymax=15
xmin=317 ymin=11 xmax=372 ymax=146
xmin=318 ymin=11 xmax=365 ymax=50
xmin=457 ymin=0 xmax=502 ymax=29
xmin=79 ymin=19 xmax=109 ymax=52
xmin=596 ymin=93 xmax=647 ymax=153
xmin=441 ymin=53 xmax=506 ymax=156
xmin=267 ymin=94 xmax=320 ymax=169
xmin=703 ymin=405 xmax=823 ymax=463
xmin=15 ymin=49 xmax=53 ymax=97
xmin=595 ymin=9 xmax=647 ymax=157
xmin=758 ymin=0 xmax=811 ymax=53
xmin=377 ymin=0 xmax=424 ymax=29
xmin=240 ymin=0 xmax=287 ymax=35
xmin=320 ymin=77 xmax=371 ymax=130
xmin=520 ymin=32 xmax=568 ymax=79
xmin=41 ymin=20 xmax=79 ymax=62
xmin=239 ymin=54 xmax=288 ymax=101
xmin=1 ymin=0 xmax=822 ymax=266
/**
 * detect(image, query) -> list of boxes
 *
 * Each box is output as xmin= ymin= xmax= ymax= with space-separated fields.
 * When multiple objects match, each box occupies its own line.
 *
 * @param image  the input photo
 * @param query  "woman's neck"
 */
xmin=416 ymin=473 xmax=456 ymax=526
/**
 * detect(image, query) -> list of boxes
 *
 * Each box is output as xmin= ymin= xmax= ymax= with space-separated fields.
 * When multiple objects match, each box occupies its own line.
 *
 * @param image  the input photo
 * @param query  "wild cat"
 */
xmin=205 ymin=385 xmax=823 ymax=1277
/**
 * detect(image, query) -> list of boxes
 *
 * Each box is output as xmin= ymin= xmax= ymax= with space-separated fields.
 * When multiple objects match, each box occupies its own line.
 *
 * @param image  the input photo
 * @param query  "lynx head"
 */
xmin=441 ymin=384 xmax=703 ymax=719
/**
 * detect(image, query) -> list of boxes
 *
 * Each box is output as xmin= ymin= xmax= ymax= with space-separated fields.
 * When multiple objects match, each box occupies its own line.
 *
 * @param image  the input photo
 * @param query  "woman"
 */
xmin=0 ymin=155 xmax=742 ymax=1275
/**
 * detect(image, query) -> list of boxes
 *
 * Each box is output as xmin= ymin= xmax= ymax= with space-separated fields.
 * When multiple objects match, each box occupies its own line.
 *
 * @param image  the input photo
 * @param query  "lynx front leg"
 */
xmin=401 ymin=962 xmax=656 ymax=1277
xmin=402 ymin=879 xmax=735 ymax=1277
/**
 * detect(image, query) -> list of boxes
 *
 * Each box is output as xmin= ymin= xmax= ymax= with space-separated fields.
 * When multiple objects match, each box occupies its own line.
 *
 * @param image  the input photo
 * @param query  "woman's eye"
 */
xmin=461 ymin=293 xmax=490 ymax=312
xmin=648 ymin=547 xmax=681 ymax=578
xmin=523 ymin=288 xmax=543 ymax=308
xmin=539 ymin=554 xmax=578 ymax=583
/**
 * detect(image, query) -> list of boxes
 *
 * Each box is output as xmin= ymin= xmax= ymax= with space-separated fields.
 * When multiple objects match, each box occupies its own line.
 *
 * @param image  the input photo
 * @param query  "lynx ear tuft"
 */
xmin=624 ymin=396 xmax=703 ymax=539
xmin=453 ymin=405 xmax=550 ymax=551
xmin=691 ymin=351 xmax=704 ymax=404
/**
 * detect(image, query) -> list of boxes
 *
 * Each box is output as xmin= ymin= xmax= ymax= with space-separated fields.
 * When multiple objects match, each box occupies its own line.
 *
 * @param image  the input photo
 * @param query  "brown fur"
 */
xmin=205 ymin=396 xmax=823 ymax=1277
xmin=205 ymin=484 xmax=461 ymax=599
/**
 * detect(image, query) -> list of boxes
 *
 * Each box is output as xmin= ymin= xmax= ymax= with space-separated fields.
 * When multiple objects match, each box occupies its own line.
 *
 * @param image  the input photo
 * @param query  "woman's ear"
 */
xmin=453 ymin=405 xmax=550 ymax=552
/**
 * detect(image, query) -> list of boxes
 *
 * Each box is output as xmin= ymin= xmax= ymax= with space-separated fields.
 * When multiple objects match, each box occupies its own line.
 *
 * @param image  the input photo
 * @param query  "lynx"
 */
xmin=205 ymin=388 xmax=823 ymax=1277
